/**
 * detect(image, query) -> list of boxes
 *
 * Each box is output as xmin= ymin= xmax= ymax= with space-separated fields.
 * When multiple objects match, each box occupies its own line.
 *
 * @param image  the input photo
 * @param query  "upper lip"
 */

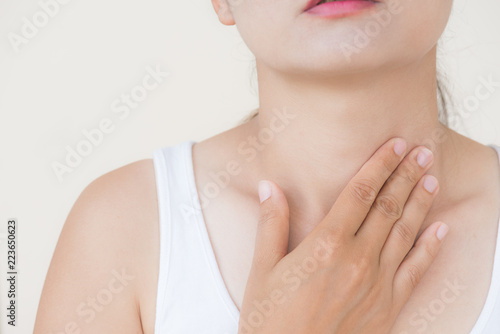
xmin=303 ymin=0 xmax=322 ymax=12
xmin=303 ymin=0 xmax=377 ymax=12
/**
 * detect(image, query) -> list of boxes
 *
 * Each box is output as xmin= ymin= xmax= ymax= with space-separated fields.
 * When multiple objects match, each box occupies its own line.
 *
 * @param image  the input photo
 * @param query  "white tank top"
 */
xmin=152 ymin=140 xmax=500 ymax=334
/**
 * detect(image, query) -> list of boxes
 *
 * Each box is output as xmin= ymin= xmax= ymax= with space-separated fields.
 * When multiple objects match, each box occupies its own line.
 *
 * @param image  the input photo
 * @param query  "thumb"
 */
xmin=252 ymin=180 xmax=290 ymax=274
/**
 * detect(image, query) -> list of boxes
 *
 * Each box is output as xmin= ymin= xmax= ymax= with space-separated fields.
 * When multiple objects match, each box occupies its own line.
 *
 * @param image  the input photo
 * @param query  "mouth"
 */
xmin=304 ymin=0 xmax=378 ymax=13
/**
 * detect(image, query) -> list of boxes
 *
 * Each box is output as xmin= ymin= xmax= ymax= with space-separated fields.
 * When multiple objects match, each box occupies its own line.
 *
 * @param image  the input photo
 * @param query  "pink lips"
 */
xmin=304 ymin=0 xmax=378 ymax=18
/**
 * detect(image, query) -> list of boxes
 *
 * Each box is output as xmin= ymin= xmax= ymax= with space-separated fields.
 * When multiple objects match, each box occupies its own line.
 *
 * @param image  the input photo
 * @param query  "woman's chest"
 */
xmin=202 ymin=188 xmax=499 ymax=333
xmin=389 ymin=203 xmax=499 ymax=334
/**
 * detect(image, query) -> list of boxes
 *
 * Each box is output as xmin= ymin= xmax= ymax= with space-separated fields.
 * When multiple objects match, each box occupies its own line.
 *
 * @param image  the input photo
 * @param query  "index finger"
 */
xmin=320 ymin=137 xmax=407 ymax=236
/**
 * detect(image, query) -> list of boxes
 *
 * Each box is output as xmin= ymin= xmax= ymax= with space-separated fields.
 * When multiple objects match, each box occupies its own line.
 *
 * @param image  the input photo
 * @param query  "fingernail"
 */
xmin=417 ymin=148 xmax=433 ymax=167
xmin=259 ymin=180 xmax=272 ymax=203
xmin=436 ymin=223 xmax=449 ymax=241
xmin=394 ymin=139 xmax=407 ymax=157
xmin=423 ymin=175 xmax=438 ymax=193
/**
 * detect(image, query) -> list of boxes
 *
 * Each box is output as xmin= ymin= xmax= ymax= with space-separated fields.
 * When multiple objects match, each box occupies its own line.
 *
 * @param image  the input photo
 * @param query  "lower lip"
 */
xmin=305 ymin=0 xmax=377 ymax=18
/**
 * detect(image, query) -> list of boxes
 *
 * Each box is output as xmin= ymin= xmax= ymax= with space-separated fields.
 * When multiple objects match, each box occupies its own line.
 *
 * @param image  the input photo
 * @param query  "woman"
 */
xmin=34 ymin=0 xmax=500 ymax=333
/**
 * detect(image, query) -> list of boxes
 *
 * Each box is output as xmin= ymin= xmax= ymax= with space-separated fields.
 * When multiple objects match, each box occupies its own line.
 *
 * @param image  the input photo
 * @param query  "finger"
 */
xmin=252 ymin=180 xmax=290 ymax=275
xmin=392 ymin=222 xmax=449 ymax=308
xmin=320 ymin=137 xmax=407 ymax=236
xmin=380 ymin=174 xmax=439 ymax=269
xmin=357 ymin=147 xmax=434 ymax=250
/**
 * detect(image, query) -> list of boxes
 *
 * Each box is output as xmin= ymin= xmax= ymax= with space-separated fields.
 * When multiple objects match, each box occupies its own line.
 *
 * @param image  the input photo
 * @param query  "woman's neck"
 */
xmin=248 ymin=49 xmax=459 ymax=250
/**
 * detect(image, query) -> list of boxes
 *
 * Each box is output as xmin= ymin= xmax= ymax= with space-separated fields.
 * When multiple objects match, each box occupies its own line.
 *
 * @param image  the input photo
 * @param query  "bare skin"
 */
xmin=33 ymin=119 xmax=499 ymax=334
xmin=34 ymin=160 xmax=159 ymax=334
xmin=34 ymin=0 xmax=500 ymax=332
xmin=191 ymin=119 xmax=500 ymax=334
xmin=201 ymin=0 xmax=500 ymax=330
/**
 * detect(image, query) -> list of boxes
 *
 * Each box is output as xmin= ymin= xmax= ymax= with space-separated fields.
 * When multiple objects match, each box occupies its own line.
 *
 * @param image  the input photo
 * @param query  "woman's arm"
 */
xmin=34 ymin=160 xmax=159 ymax=334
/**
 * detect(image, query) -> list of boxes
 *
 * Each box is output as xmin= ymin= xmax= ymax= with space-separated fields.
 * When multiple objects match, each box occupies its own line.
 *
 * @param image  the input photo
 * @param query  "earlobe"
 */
xmin=210 ymin=0 xmax=236 ymax=26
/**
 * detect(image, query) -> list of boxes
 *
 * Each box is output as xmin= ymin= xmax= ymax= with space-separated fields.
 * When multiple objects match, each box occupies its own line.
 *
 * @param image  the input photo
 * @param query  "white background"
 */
xmin=0 ymin=0 xmax=499 ymax=333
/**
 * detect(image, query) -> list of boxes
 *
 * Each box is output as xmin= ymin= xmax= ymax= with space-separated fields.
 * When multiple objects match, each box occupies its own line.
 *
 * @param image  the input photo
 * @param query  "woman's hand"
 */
xmin=238 ymin=138 xmax=448 ymax=334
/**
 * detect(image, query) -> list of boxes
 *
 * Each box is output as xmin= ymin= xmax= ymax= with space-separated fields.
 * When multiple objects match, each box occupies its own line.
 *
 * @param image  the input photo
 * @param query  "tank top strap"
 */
xmin=152 ymin=140 xmax=239 ymax=334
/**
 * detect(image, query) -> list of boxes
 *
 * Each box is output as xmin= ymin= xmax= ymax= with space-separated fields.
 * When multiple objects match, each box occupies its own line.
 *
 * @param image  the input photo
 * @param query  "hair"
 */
xmin=436 ymin=71 xmax=453 ymax=126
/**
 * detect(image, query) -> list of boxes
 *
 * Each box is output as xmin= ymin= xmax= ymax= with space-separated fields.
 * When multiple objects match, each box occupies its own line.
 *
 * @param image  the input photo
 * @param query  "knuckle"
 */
xmin=379 ymin=156 xmax=396 ymax=174
xmin=412 ymin=192 xmax=432 ymax=212
xmin=406 ymin=264 xmax=422 ymax=289
xmin=314 ymin=231 xmax=342 ymax=261
xmin=393 ymin=220 xmax=416 ymax=247
xmin=258 ymin=207 xmax=279 ymax=226
xmin=374 ymin=194 xmax=403 ymax=219
xmin=349 ymin=179 xmax=378 ymax=206
xmin=349 ymin=253 xmax=376 ymax=286
xmin=423 ymin=241 xmax=438 ymax=260
xmin=347 ymin=269 xmax=365 ymax=291
xmin=365 ymin=283 xmax=384 ymax=305
xmin=355 ymin=255 xmax=371 ymax=272
xmin=399 ymin=163 xmax=419 ymax=185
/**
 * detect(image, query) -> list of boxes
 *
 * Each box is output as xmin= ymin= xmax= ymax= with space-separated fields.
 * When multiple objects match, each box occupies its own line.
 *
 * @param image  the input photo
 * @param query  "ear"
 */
xmin=211 ymin=0 xmax=236 ymax=26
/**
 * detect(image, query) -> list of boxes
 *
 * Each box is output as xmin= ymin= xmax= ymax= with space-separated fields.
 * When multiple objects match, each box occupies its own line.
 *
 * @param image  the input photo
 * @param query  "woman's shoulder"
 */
xmin=85 ymin=158 xmax=158 ymax=206
xmin=35 ymin=159 xmax=160 ymax=334
xmin=445 ymin=131 xmax=500 ymax=201
xmin=76 ymin=158 xmax=160 ymax=332
xmin=75 ymin=159 xmax=159 ymax=240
